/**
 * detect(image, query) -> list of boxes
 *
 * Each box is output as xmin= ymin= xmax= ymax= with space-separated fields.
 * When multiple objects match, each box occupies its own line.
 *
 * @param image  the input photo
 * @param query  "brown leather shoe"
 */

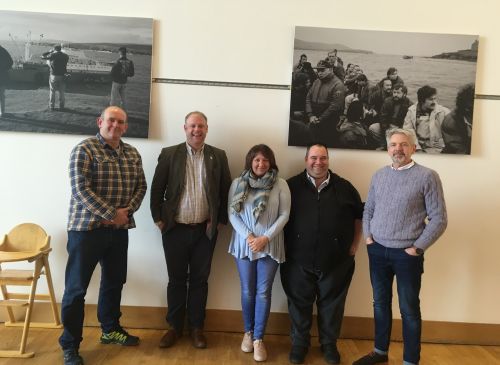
xmin=190 ymin=328 xmax=207 ymax=349
xmin=159 ymin=329 xmax=179 ymax=348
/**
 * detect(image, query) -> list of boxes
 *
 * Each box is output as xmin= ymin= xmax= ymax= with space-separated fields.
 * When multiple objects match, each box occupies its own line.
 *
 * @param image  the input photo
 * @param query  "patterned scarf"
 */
xmin=230 ymin=169 xmax=277 ymax=221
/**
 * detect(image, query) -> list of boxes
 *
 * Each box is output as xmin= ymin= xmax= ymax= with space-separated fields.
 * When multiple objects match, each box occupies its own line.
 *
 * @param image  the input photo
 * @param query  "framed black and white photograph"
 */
xmin=288 ymin=26 xmax=478 ymax=154
xmin=0 ymin=10 xmax=153 ymax=138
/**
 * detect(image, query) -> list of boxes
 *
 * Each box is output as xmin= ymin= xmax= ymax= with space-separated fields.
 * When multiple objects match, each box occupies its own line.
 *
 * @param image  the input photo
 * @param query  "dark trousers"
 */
xmin=59 ymin=228 xmax=128 ymax=350
xmin=368 ymin=242 xmax=424 ymax=364
xmin=162 ymin=223 xmax=216 ymax=332
xmin=280 ymin=257 xmax=355 ymax=347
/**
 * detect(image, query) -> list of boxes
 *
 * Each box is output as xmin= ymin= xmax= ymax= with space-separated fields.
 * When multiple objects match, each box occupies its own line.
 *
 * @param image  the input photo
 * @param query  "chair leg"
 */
xmin=18 ymin=258 xmax=42 ymax=356
xmin=0 ymin=284 xmax=17 ymax=324
xmin=0 ymin=266 xmax=16 ymax=324
xmin=42 ymin=254 xmax=61 ymax=326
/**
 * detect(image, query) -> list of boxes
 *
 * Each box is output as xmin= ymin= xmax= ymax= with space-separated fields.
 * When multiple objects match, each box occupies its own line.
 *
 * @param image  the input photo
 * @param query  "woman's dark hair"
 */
xmin=455 ymin=83 xmax=475 ymax=116
xmin=346 ymin=100 xmax=364 ymax=122
xmin=244 ymin=144 xmax=279 ymax=172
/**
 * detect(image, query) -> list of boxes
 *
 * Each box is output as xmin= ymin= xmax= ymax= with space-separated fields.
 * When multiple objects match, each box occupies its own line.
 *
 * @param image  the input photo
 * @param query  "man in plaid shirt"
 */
xmin=59 ymin=106 xmax=147 ymax=365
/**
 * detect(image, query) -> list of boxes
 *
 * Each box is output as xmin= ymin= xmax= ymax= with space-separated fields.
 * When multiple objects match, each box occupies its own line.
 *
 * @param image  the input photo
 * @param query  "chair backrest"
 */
xmin=1 ymin=223 xmax=50 ymax=253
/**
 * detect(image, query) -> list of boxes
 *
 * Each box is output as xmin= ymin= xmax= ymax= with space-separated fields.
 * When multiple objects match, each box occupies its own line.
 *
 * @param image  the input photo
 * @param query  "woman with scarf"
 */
xmin=228 ymin=144 xmax=291 ymax=362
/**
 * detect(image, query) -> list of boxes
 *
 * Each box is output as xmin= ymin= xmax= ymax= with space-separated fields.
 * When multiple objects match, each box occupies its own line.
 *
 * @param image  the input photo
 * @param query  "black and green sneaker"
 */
xmin=100 ymin=327 xmax=140 ymax=346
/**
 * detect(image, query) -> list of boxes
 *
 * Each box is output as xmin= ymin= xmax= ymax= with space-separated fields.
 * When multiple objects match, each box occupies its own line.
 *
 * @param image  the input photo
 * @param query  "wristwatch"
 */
xmin=413 ymin=246 xmax=424 ymax=255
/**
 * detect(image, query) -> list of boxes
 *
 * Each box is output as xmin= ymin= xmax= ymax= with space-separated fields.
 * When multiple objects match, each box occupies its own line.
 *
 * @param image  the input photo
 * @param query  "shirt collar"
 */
xmin=96 ymin=133 xmax=122 ymax=150
xmin=391 ymin=160 xmax=415 ymax=170
xmin=186 ymin=142 xmax=205 ymax=156
xmin=306 ymin=171 xmax=331 ymax=191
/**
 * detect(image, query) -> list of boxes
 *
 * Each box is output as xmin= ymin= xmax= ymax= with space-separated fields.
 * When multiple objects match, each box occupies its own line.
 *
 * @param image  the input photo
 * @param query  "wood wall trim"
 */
xmin=2 ymin=303 xmax=499 ymax=346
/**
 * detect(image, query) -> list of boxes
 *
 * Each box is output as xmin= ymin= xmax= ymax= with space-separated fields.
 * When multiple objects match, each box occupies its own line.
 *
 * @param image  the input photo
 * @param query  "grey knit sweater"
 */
xmin=363 ymin=162 xmax=447 ymax=251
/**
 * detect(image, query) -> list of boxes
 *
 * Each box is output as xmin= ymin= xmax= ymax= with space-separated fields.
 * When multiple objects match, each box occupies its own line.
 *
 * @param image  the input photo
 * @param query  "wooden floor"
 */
xmin=0 ymin=327 xmax=499 ymax=364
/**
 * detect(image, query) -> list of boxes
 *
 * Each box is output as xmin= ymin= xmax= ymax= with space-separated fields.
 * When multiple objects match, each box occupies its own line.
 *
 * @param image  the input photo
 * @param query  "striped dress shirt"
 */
xmin=175 ymin=143 xmax=209 ymax=224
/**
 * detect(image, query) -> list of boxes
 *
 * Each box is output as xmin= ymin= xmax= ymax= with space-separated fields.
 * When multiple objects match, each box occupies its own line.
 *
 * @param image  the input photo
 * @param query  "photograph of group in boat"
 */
xmin=288 ymin=26 xmax=478 ymax=154
xmin=0 ymin=10 xmax=152 ymax=138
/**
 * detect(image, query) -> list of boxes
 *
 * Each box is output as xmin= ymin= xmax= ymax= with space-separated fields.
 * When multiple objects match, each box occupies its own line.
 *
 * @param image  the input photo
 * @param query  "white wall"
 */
xmin=1 ymin=0 xmax=499 ymax=325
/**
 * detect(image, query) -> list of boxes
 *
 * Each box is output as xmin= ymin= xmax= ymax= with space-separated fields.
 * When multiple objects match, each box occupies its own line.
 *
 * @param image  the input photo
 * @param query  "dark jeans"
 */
xmin=367 ymin=242 xmax=424 ymax=364
xmin=162 ymin=223 xmax=216 ymax=332
xmin=59 ymin=228 xmax=128 ymax=350
xmin=280 ymin=257 xmax=355 ymax=347
xmin=235 ymin=256 xmax=279 ymax=340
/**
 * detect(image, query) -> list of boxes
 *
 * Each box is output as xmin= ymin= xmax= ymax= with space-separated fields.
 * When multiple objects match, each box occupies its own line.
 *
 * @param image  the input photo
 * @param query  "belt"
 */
xmin=177 ymin=221 xmax=207 ymax=228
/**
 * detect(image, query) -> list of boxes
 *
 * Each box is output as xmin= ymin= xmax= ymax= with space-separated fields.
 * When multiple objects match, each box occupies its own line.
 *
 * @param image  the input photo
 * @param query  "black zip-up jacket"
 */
xmin=41 ymin=50 xmax=69 ymax=76
xmin=285 ymin=170 xmax=363 ymax=272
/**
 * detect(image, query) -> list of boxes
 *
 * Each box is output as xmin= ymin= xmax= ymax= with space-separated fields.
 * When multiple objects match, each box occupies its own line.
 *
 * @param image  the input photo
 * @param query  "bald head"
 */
xmin=101 ymin=106 xmax=127 ymax=123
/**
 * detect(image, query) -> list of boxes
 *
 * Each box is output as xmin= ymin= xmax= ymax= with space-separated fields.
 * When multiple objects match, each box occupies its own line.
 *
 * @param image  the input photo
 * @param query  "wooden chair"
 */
xmin=0 ymin=223 xmax=62 ymax=358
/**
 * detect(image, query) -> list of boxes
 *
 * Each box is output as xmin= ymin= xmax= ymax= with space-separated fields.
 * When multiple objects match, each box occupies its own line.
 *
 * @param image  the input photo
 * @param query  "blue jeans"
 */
xmin=368 ymin=242 xmax=424 ymax=365
xmin=235 ymin=256 xmax=279 ymax=340
xmin=59 ymin=228 xmax=128 ymax=350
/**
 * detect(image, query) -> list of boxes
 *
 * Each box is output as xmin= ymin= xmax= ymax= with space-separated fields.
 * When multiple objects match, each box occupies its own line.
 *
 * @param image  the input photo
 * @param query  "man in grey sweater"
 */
xmin=353 ymin=128 xmax=447 ymax=365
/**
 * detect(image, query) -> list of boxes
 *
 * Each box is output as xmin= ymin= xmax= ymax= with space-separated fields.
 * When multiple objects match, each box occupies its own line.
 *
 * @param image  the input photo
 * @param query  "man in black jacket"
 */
xmin=41 ymin=44 xmax=69 ymax=110
xmin=0 ymin=45 xmax=13 ymax=118
xmin=281 ymin=143 xmax=362 ymax=364
xmin=368 ymin=84 xmax=412 ymax=150
xmin=110 ymin=47 xmax=135 ymax=110
xmin=306 ymin=60 xmax=346 ymax=147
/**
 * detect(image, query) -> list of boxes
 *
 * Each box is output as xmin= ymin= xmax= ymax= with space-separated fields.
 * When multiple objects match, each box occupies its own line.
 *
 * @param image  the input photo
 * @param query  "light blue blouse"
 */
xmin=228 ymin=177 xmax=291 ymax=263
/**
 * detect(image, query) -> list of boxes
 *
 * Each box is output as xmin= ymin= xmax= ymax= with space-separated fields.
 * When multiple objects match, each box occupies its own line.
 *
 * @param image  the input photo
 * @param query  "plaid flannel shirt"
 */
xmin=67 ymin=133 xmax=147 ymax=231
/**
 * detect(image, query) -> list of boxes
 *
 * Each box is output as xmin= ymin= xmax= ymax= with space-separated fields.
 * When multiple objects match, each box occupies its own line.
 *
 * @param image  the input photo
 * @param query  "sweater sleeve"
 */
xmin=413 ymin=170 xmax=448 ymax=250
xmin=263 ymin=179 xmax=291 ymax=241
xmin=228 ymin=178 xmax=253 ymax=238
xmin=362 ymin=175 xmax=376 ymax=238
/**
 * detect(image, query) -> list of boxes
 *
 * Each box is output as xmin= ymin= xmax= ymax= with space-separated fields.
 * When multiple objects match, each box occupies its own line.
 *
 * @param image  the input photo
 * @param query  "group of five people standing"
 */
xmin=59 ymin=106 xmax=447 ymax=365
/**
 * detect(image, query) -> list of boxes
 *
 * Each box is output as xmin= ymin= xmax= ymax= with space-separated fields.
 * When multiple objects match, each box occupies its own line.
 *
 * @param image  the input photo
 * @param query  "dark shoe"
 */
xmin=159 ymin=328 xmax=180 ymax=348
xmin=321 ymin=343 xmax=340 ymax=364
xmin=63 ymin=348 xmax=84 ymax=365
xmin=352 ymin=351 xmax=389 ymax=365
xmin=289 ymin=345 xmax=308 ymax=364
xmin=100 ymin=327 xmax=139 ymax=346
xmin=190 ymin=328 xmax=207 ymax=349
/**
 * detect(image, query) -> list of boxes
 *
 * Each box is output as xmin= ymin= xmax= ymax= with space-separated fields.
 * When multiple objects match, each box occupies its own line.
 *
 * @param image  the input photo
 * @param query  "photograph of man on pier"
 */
xmin=0 ymin=10 xmax=152 ymax=138
xmin=289 ymin=26 xmax=478 ymax=155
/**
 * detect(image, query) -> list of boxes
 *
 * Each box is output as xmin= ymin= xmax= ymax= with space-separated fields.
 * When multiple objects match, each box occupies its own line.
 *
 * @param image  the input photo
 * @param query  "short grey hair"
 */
xmin=185 ymin=111 xmax=208 ymax=124
xmin=386 ymin=128 xmax=417 ymax=146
